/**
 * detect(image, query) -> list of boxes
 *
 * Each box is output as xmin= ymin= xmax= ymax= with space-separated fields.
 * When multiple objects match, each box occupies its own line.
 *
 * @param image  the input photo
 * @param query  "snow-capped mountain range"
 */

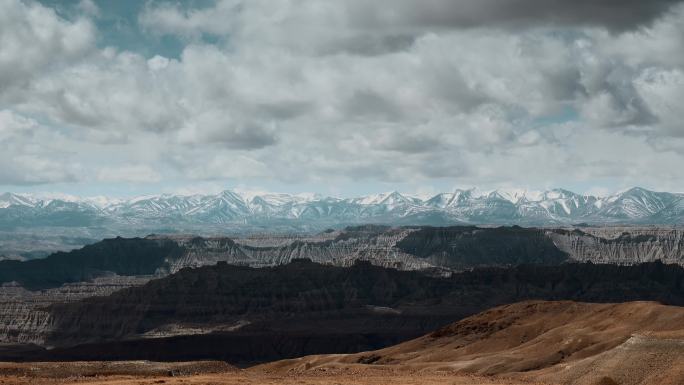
xmin=1 ymin=187 xmax=684 ymax=229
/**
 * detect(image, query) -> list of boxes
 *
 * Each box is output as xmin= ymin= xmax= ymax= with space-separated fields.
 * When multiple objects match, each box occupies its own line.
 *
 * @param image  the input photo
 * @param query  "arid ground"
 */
xmin=4 ymin=300 xmax=684 ymax=385
xmin=0 ymin=361 xmax=544 ymax=385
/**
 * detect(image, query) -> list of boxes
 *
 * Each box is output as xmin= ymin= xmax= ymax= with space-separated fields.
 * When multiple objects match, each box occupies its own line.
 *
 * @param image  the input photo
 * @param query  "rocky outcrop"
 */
xmin=43 ymin=260 xmax=684 ymax=351
xmin=169 ymin=226 xmax=684 ymax=273
xmin=2 ymin=225 xmax=684 ymax=353
xmin=0 ymin=276 xmax=151 ymax=345
xmin=6 ymin=226 xmax=684 ymax=292
xmin=0 ymin=237 xmax=180 ymax=290
xmin=395 ymin=226 xmax=568 ymax=269
xmin=548 ymin=227 xmax=684 ymax=265
xmin=3 ymin=258 xmax=684 ymax=362
xmin=6 ymin=225 xmax=684 ymax=293
xmin=46 ymin=259 xmax=459 ymax=346
xmin=164 ymin=237 xmax=250 ymax=273
xmin=235 ymin=227 xmax=430 ymax=270
xmin=158 ymin=226 xmax=573 ymax=274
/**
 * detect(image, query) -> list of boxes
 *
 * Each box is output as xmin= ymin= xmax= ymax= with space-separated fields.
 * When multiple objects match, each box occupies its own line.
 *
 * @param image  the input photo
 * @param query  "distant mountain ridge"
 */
xmin=1 ymin=187 xmax=684 ymax=229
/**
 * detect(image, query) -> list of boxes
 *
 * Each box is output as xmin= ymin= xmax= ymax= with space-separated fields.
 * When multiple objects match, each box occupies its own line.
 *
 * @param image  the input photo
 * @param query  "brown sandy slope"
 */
xmin=259 ymin=300 xmax=684 ymax=385
xmin=0 ymin=361 xmax=540 ymax=385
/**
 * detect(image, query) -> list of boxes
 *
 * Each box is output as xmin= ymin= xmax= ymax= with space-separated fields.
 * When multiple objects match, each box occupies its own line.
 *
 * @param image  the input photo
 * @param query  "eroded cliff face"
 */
xmin=168 ymin=227 xmax=431 ymax=271
xmin=0 ymin=276 xmax=151 ymax=345
xmin=394 ymin=226 xmax=569 ymax=269
xmin=45 ymin=260 xmax=465 ymax=349
xmin=8 ymin=226 xmax=684 ymax=294
xmin=548 ymin=228 xmax=684 ymax=265
xmin=0 ymin=298 xmax=50 ymax=345
xmin=0 ymin=237 xmax=180 ymax=290
xmin=37 ymin=260 xmax=684 ymax=363
xmin=157 ymin=226 xmax=572 ymax=274
xmin=3 ymin=226 xmax=684 ymax=353
xmin=164 ymin=227 xmax=684 ymax=273
xmin=163 ymin=237 xmax=250 ymax=273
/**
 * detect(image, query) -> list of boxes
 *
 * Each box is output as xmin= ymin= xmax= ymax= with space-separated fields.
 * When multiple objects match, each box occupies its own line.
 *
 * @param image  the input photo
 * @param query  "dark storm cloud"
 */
xmin=351 ymin=0 xmax=683 ymax=31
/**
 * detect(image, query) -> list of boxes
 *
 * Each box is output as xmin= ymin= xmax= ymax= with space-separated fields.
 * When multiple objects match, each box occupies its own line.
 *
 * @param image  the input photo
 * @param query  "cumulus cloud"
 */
xmin=0 ymin=0 xmax=94 ymax=91
xmin=2 ymin=0 xmax=684 ymax=193
xmin=139 ymin=1 xmax=684 ymax=54
xmin=634 ymin=68 xmax=684 ymax=136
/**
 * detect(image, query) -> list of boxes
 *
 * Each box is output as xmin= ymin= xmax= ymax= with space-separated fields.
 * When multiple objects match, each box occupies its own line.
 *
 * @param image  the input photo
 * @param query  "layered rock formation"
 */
xmin=0 ymin=237 xmax=179 ymax=290
xmin=548 ymin=227 xmax=684 ymax=265
xmin=4 ymin=259 xmax=682 ymax=364
xmin=0 ymin=276 xmax=150 ymax=344
xmin=167 ymin=226 xmax=684 ymax=273
xmin=2 ymin=225 xmax=684 ymax=363
xmin=5 ymin=226 xmax=684 ymax=292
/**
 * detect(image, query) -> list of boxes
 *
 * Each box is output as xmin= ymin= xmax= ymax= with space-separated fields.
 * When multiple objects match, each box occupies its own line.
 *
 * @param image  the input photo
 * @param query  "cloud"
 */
xmin=0 ymin=109 xmax=36 ymax=140
xmin=347 ymin=0 xmax=683 ymax=32
xmin=0 ymin=110 xmax=81 ymax=185
xmin=77 ymin=0 xmax=100 ymax=18
xmin=2 ymin=0 xmax=684 ymax=193
xmin=97 ymin=165 xmax=162 ymax=183
xmin=174 ymin=153 xmax=271 ymax=180
xmin=176 ymin=114 xmax=278 ymax=149
xmin=343 ymin=90 xmax=405 ymax=121
xmin=634 ymin=68 xmax=684 ymax=137
xmin=0 ymin=155 xmax=80 ymax=186
xmin=138 ymin=1 xmax=235 ymax=40
xmin=138 ymin=1 xmax=683 ymax=56
xmin=0 ymin=0 xmax=95 ymax=91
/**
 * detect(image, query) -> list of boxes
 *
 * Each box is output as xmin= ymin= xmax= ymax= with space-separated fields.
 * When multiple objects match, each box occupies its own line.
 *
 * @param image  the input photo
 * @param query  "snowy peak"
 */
xmin=377 ymin=191 xmax=412 ymax=206
xmin=1 ymin=187 xmax=683 ymax=226
xmin=0 ymin=193 xmax=38 ymax=208
xmin=425 ymin=193 xmax=456 ymax=208
xmin=491 ymin=189 xmax=532 ymax=204
xmin=600 ymin=187 xmax=677 ymax=219
xmin=353 ymin=191 xmax=410 ymax=206
xmin=425 ymin=189 xmax=483 ymax=208
xmin=542 ymin=188 xmax=577 ymax=201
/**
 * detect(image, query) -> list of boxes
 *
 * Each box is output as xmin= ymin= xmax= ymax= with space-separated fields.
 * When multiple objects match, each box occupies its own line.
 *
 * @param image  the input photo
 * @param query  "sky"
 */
xmin=1 ymin=0 xmax=684 ymax=198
